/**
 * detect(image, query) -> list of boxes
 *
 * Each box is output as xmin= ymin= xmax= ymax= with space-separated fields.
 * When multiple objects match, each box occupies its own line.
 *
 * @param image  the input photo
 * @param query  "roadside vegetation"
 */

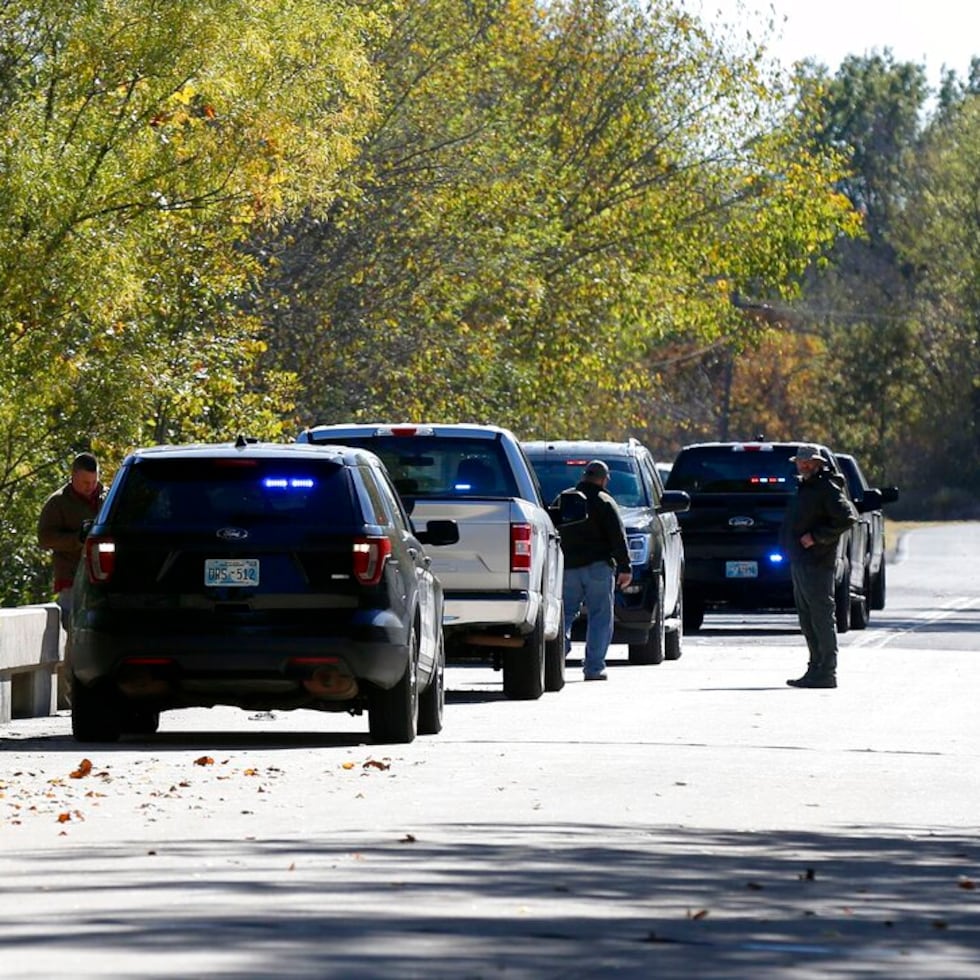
xmin=1 ymin=1 xmax=977 ymax=605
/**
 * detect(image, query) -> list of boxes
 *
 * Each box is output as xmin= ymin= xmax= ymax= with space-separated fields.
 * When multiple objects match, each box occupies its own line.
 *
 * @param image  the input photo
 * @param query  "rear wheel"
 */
xmin=417 ymin=630 xmax=445 ymax=736
xmin=503 ymin=612 xmax=546 ymax=700
xmin=544 ymin=607 xmax=566 ymax=692
xmin=369 ymin=626 xmax=419 ymax=744
xmin=71 ymin=677 xmax=123 ymax=743
xmin=629 ymin=575 xmax=665 ymax=665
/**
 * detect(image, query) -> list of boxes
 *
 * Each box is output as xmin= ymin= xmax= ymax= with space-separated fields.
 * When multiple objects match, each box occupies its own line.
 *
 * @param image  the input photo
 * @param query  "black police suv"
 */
xmin=70 ymin=438 xmax=457 ymax=744
xmin=522 ymin=439 xmax=690 ymax=664
xmin=665 ymin=440 xmax=892 ymax=632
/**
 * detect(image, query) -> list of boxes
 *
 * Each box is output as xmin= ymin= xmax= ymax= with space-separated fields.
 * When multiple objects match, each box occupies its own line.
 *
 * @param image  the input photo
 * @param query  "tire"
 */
xmin=417 ymin=629 xmax=445 ymax=736
xmin=71 ymin=677 xmax=123 ymax=743
xmin=629 ymin=575 xmax=665 ymax=665
xmin=682 ymin=589 xmax=705 ymax=633
xmin=503 ymin=612 xmax=546 ymax=700
xmin=664 ymin=588 xmax=683 ymax=661
xmin=544 ymin=606 xmax=566 ymax=692
xmin=870 ymin=562 xmax=886 ymax=610
xmin=125 ymin=710 xmax=161 ymax=736
xmin=834 ymin=567 xmax=851 ymax=634
xmin=369 ymin=625 xmax=419 ymax=744
xmin=850 ymin=571 xmax=870 ymax=630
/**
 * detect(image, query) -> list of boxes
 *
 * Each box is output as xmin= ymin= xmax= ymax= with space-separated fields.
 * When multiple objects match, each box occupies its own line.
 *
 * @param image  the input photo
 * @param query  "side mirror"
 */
xmin=551 ymin=488 xmax=589 ymax=527
xmin=416 ymin=519 xmax=459 ymax=547
xmin=657 ymin=490 xmax=691 ymax=515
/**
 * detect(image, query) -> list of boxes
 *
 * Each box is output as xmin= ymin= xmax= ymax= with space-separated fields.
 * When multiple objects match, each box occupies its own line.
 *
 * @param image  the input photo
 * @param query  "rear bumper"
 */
xmin=71 ymin=608 xmax=413 ymax=705
xmin=683 ymin=554 xmax=794 ymax=609
xmin=442 ymin=590 xmax=540 ymax=632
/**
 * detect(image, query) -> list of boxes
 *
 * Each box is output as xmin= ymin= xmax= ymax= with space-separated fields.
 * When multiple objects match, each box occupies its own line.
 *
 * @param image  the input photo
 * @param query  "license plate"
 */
xmin=205 ymin=558 xmax=259 ymax=587
xmin=726 ymin=560 xmax=758 ymax=579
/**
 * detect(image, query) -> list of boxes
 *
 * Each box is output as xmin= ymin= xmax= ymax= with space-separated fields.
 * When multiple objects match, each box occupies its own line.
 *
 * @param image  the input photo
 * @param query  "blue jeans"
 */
xmin=563 ymin=561 xmax=615 ymax=676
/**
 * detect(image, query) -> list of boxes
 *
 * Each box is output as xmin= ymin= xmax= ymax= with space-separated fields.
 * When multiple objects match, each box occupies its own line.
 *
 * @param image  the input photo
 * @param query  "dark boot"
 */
xmin=786 ymin=659 xmax=819 ymax=687
xmin=787 ymin=670 xmax=837 ymax=689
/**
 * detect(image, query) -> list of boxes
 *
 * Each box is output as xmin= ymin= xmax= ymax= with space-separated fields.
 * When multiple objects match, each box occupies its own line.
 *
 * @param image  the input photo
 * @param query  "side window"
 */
xmin=640 ymin=454 xmax=662 ymax=506
xmin=355 ymin=467 xmax=392 ymax=527
xmin=374 ymin=465 xmax=414 ymax=533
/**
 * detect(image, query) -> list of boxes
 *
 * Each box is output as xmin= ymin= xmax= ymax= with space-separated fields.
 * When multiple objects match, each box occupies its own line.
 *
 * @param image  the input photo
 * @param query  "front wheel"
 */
xmin=682 ymin=589 xmax=705 ymax=632
xmin=544 ymin=606 xmax=566 ymax=692
xmin=665 ymin=588 xmax=683 ymax=661
xmin=629 ymin=575 xmax=665 ymax=665
xmin=870 ymin=562 xmax=886 ymax=610
xmin=835 ymin=568 xmax=851 ymax=634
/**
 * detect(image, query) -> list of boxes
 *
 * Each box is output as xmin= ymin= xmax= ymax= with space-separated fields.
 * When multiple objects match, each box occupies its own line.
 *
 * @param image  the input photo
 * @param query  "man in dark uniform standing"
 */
xmin=555 ymin=460 xmax=632 ymax=681
xmin=781 ymin=445 xmax=857 ymax=689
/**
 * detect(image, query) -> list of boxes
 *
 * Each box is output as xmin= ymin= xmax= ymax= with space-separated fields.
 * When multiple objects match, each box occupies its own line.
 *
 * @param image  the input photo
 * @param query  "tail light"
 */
xmin=352 ymin=536 xmax=392 ymax=586
xmin=511 ymin=523 xmax=532 ymax=572
xmin=85 ymin=536 xmax=116 ymax=583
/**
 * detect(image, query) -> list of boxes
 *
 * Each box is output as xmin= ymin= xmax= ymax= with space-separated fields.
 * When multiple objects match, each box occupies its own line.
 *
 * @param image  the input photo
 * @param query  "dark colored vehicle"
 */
xmin=834 ymin=453 xmax=900 ymax=611
xmin=70 ymin=438 xmax=458 ymax=744
xmin=666 ymin=441 xmax=887 ymax=632
xmin=522 ymin=439 xmax=690 ymax=665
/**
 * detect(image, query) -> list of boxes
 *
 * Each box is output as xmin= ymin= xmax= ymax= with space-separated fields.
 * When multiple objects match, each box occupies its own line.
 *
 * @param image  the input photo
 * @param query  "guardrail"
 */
xmin=0 ymin=604 xmax=65 ymax=723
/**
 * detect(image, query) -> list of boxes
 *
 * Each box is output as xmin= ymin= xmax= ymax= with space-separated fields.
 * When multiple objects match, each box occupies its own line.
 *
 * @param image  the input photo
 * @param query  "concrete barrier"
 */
xmin=0 ymin=604 xmax=65 ymax=723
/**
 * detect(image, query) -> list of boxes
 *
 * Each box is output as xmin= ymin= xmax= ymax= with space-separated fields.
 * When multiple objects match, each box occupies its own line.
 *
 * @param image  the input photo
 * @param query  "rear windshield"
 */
xmin=527 ymin=456 xmax=647 ymax=507
xmin=319 ymin=436 xmax=519 ymax=500
xmin=110 ymin=457 xmax=355 ymax=527
xmin=666 ymin=448 xmax=797 ymax=494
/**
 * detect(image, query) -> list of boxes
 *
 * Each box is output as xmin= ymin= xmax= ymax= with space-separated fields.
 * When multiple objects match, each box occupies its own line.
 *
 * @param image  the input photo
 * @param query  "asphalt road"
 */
xmin=1 ymin=523 xmax=978 ymax=978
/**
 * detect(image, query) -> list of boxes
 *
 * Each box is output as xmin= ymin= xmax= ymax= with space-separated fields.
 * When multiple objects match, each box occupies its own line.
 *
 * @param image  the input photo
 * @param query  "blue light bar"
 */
xmin=262 ymin=477 xmax=316 ymax=489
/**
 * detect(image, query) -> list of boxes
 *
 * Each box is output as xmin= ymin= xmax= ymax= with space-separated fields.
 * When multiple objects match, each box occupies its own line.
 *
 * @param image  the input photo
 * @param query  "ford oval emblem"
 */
xmin=729 ymin=516 xmax=754 ymax=528
xmin=217 ymin=527 xmax=249 ymax=541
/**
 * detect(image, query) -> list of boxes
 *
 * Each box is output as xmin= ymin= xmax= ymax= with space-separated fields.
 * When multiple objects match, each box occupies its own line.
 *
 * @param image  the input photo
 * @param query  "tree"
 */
xmin=259 ymin=0 xmax=855 ymax=439
xmin=0 ymin=0 xmax=381 ymax=603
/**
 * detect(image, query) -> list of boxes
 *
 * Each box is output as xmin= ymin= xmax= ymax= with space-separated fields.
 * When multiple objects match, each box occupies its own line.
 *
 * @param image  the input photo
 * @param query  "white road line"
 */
xmin=847 ymin=596 xmax=978 ymax=649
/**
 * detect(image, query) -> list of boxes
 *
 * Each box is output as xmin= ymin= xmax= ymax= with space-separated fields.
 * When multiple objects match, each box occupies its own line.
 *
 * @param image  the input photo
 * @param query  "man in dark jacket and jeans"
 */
xmin=780 ymin=445 xmax=857 ymax=689
xmin=555 ymin=460 xmax=632 ymax=681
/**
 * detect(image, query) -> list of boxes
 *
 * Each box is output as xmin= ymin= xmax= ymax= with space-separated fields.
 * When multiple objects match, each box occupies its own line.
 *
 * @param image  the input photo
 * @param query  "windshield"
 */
xmin=317 ymin=435 xmax=520 ymax=499
xmin=111 ymin=457 xmax=355 ymax=526
xmin=527 ymin=456 xmax=647 ymax=507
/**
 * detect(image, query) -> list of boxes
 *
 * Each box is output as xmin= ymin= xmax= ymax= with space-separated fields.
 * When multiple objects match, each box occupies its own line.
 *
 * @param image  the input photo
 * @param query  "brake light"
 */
xmin=511 ymin=523 xmax=532 ymax=571
xmin=376 ymin=425 xmax=435 ymax=437
xmin=352 ymin=536 xmax=392 ymax=586
xmin=85 ymin=536 xmax=116 ymax=583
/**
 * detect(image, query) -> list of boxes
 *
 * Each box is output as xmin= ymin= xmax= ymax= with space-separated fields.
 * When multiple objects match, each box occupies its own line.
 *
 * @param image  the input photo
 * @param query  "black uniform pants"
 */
xmin=790 ymin=560 xmax=838 ymax=675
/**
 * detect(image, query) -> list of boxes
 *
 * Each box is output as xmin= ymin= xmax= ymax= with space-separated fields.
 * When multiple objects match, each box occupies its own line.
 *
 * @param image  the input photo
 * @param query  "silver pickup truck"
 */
xmin=296 ymin=423 xmax=565 ymax=700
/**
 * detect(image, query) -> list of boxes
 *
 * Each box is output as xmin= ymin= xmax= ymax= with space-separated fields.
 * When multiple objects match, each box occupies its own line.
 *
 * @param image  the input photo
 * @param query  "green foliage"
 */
xmin=260 ymin=0 xmax=854 ymax=438
xmin=0 ymin=0 xmax=380 ymax=604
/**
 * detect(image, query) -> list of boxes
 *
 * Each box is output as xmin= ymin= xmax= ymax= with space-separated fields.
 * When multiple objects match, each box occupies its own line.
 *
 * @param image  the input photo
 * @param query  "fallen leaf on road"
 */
xmin=799 ymin=868 xmax=816 ymax=881
xmin=363 ymin=759 xmax=390 ymax=771
xmin=687 ymin=909 xmax=709 ymax=920
xmin=957 ymin=877 xmax=976 ymax=890
xmin=57 ymin=812 xmax=72 ymax=823
xmin=746 ymin=881 xmax=764 ymax=890
xmin=399 ymin=834 xmax=416 ymax=844
xmin=194 ymin=756 xmax=215 ymax=767
xmin=70 ymin=759 xmax=93 ymax=779
xmin=341 ymin=762 xmax=355 ymax=770
xmin=243 ymin=768 xmax=259 ymax=776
